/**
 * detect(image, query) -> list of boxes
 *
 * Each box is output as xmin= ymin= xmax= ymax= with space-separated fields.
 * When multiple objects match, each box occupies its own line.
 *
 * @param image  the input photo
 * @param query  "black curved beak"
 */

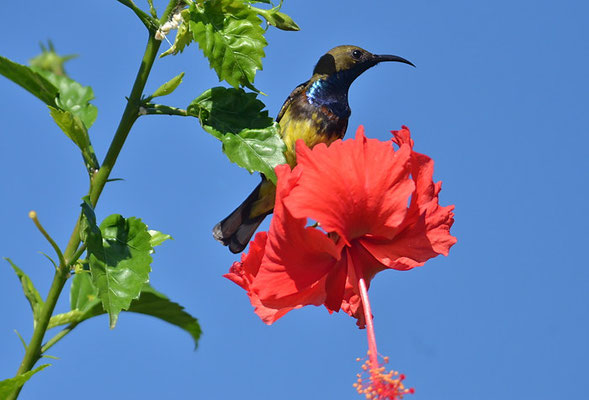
xmin=374 ymin=54 xmax=415 ymax=67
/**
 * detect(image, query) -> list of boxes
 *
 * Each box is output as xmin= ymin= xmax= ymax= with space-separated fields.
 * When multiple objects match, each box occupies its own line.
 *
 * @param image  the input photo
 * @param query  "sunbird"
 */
xmin=213 ymin=45 xmax=414 ymax=253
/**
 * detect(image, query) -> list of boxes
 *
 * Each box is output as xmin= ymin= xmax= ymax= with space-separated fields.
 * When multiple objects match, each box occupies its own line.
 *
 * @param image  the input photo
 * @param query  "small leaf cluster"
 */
xmin=161 ymin=0 xmax=299 ymax=89
xmin=6 ymin=199 xmax=201 ymax=345
xmin=153 ymin=0 xmax=298 ymax=181
xmin=75 ymin=197 xmax=200 ymax=343
xmin=187 ymin=87 xmax=286 ymax=181
xmin=0 ymin=53 xmax=99 ymax=172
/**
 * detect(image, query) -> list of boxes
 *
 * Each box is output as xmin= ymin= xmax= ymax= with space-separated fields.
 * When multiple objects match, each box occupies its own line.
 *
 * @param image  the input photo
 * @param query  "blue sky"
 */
xmin=1 ymin=1 xmax=588 ymax=399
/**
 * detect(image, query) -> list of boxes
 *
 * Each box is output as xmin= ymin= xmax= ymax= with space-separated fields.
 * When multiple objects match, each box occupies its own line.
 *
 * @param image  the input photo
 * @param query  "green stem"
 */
xmin=117 ymin=0 xmax=159 ymax=31
xmin=28 ymin=211 xmax=66 ymax=268
xmin=159 ymin=0 xmax=183 ymax=24
xmin=7 ymin=268 xmax=68 ymax=400
xmin=147 ymin=0 xmax=157 ymax=18
xmin=66 ymin=243 xmax=87 ymax=268
xmin=40 ymin=322 xmax=80 ymax=354
xmin=142 ymin=103 xmax=190 ymax=117
xmin=89 ymin=36 xmax=161 ymax=206
xmin=8 ymin=1 xmax=180 ymax=397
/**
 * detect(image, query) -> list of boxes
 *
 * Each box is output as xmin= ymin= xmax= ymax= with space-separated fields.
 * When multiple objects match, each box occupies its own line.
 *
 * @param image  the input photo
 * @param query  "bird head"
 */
xmin=312 ymin=45 xmax=414 ymax=84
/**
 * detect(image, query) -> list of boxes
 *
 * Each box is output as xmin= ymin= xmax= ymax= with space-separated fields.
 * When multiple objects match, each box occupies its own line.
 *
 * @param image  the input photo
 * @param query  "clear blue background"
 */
xmin=1 ymin=1 xmax=587 ymax=399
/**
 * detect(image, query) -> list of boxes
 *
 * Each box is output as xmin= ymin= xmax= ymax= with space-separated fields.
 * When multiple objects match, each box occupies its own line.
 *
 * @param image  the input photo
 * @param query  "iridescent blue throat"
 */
xmin=306 ymin=71 xmax=355 ymax=118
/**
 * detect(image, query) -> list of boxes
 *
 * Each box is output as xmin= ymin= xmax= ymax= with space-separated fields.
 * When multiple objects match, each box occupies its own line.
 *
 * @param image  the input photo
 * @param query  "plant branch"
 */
xmin=41 ymin=322 xmax=80 ymax=354
xmin=66 ymin=243 xmax=87 ymax=268
xmin=28 ymin=211 xmax=66 ymax=268
xmin=117 ymin=0 xmax=159 ymax=31
xmin=7 ymin=1 xmax=180 ymax=396
xmin=89 ymin=38 xmax=162 ymax=206
xmin=159 ymin=0 xmax=183 ymax=24
xmin=7 ymin=267 xmax=68 ymax=400
xmin=147 ymin=0 xmax=157 ymax=18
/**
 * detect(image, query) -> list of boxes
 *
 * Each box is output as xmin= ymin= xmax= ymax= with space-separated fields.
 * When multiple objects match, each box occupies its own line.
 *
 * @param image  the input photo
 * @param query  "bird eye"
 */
xmin=352 ymin=49 xmax=363 ymax=59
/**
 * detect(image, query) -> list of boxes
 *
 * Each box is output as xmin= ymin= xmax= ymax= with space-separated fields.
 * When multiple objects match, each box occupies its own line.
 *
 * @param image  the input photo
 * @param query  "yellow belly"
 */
xmin=249 ymin=107 xmax=342 ymax=218
xmin=279 ymin=108 xmax=334 ymax=166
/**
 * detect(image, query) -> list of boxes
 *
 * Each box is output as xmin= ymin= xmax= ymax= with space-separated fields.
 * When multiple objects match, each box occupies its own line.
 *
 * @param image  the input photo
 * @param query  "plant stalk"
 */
xmin=6 ymin=268 xmax=68 ymax=400
xmin=117 ymin=0 xmax=159 ymax=31
xmin=28 ymin=211 xmax=66 ymax=268
xmin=7 ymin=0 xmax=179 ymax=393
xmin=89 ymin=36 xmax=161 ymax=206
xmin=41 ymin=322 xmax=80 ymax=354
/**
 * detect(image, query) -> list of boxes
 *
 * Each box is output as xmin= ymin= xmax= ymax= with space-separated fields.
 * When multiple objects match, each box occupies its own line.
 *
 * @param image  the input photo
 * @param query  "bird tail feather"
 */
xmin=212 ymin=181 xmax=271 ymax=254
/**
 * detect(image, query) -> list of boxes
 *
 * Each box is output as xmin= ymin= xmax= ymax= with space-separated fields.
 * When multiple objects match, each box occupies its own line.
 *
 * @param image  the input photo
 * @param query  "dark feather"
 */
xmin=212 ymin=178 xmax=272 ymax=254
xmin=276 ymin=81 xmax=307 ymax=123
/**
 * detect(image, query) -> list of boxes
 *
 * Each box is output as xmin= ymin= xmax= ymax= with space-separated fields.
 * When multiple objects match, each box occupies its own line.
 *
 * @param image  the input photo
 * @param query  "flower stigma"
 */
xmin=354 ymin=354 xmax=414 ymax=400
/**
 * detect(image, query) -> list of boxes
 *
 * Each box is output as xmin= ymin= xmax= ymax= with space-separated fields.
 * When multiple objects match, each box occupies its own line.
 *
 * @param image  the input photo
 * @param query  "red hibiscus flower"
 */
xmin=225 ymin=125 xmax=456 ymax=399
xmin=225 ymin=125 xmax=456 ymax=325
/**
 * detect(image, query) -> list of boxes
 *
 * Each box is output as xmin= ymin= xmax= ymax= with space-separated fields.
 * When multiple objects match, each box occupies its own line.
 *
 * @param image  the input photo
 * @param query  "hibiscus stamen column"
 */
xmin=353 ymin=262 xmax=414 ymax=400
xmin=355 ymin=263 xmax=379 ymax=368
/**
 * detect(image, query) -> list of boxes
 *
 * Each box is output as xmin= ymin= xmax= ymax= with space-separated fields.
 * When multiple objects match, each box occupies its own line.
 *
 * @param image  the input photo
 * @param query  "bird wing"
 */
xmin=276 ymin=81 xmax=308 ymax=123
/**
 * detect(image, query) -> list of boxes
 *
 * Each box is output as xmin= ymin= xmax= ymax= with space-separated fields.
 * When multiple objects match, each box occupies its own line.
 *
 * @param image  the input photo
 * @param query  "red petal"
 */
xmin=324 ymin=256 xmax=348 ymax=312
xmin=285 ymin=126 xmax=414 ymax=243
xmin=391 ymin=125 xmax=414 ymax=148
xmin=360 ymin=221 xmax=441 ymax=270
xmin=400 ymin=127 xmax=457 ymax=257
xmin=224 ymin=232 xmax=294 ymax=324
xmin=224 ymin=232 xmax=267 ymax=290
xmin=251 ymin=164 xmax=341 ymax=311
xmin=359 ymin=127 xmax=457 ymax=269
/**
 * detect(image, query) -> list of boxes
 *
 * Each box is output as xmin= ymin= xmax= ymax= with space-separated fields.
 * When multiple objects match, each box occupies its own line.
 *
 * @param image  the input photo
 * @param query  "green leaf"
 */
xmin=221 ymin=125 xmax=285 ymax=182
xmin=0 ymin=365 xmax=50 ymax=398
xmin=0 ymin=56 xmax=99 ymax=172
xmin=66 ymin=276 xmax=201 ymax=348
xmin=49 ymin=107 xmax=99 ymax=170
xmin=70 ymin=272 xmax=101 ymax=314
xmin=79 ymin=196 xmax=102 ymax=252
xmin=254 ymin=6 xmax=300 ymax=31
xmin=79 ymin=198 xmax=153 ymax=329
xmin=87 ymin=214 xmax=153 ymax=328
xmin=5 ymin=258 xmax=44 ymax=324
xmin=160 ymin=9 xmax=193 ymax=57
xmin=14 ymin=330 xmax=27 ymax=349
xmin=127 ymin=284 xmax=201 ymax=349
xmin=148 ymin=230 xmax=173 ymax=249
xmin=187 ymin=87 xmax=274 ymax=138
xmin=188 ymin=0 xmax=267 ymax=89
xmin=0 ymin=56 xmax=58 ymax=106
xmin=187 ymin=87 xmax=286 ymax=182
xmin=38 ymin=252 xmax=58 ymax=270
xmin=47 ymin=310 xmax=84 ymax=329
xmin=264 ymin=10 xmax=299 ymax=31
xmin=150 ymin=72 xmax=185 ymax=99
xmin=0 ymin=56 xmax=97 ymax=129
xmin=33 ymin=68 xmax=98 ymax=129
xmin=49 ymin=107 xmax=90 ymax=149
xmin=29 ymin=41 xmax=77 ymax=77
xmin=75 ymin=203 xmax=197 ymax=344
